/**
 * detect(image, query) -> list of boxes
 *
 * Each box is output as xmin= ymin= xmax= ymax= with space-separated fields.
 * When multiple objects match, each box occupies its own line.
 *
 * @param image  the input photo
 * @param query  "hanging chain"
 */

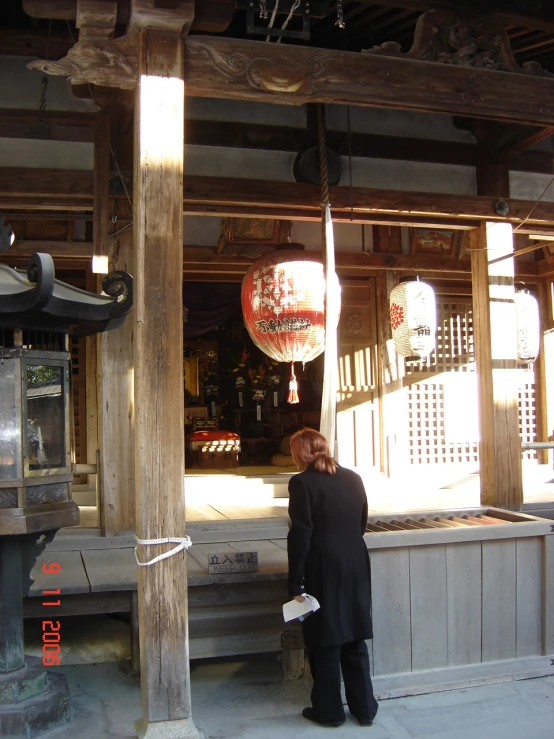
xmin=259 ymin=0 xmax=268 ymax=19
xmin=38 ymin=21 xmax=52 ymax=124
xmin=336 ymin=0 xmax=345 ymax=29
xmin=38 ymin=77 xmax=48 ymax=122
xmin=346 ymin=106 xmax=353 ymax=221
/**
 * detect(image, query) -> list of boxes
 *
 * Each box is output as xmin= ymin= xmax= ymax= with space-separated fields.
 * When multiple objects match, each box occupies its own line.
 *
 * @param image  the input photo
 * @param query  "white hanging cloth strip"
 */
xmin=320 ymin=204 xmax=340 ymax=459
xmin=134 ymin=535 xmax=192 ymax=567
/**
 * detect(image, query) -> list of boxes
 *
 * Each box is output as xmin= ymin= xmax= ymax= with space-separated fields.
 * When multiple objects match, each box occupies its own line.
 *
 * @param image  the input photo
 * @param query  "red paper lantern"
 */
xmin=241 ymin=249 xmax=338 ymax=403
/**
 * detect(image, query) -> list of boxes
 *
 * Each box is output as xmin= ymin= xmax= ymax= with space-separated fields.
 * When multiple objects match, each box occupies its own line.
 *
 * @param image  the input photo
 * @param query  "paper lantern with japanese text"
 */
xmin=389 ymin=279 xmax=436 ymax=359
xmin=241 ymin=249 xmax=340 ymax=403
xmin=514 ymin=290 xmax=540 ymax=364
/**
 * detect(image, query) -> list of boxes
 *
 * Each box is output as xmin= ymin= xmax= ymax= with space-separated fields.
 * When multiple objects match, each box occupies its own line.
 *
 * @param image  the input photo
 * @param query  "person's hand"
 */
xmin=295 ymin=595 xmax=305 ymax=603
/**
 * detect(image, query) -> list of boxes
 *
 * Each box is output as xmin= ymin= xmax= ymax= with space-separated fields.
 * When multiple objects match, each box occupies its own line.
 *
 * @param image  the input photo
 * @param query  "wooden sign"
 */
xmin=208 ymin=552 xmax=258 ymax=574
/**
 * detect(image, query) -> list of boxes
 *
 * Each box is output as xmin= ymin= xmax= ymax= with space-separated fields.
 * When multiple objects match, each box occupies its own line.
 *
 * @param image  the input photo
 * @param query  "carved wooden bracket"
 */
xmin=365 ymin=8 xmax=553 ymax=78
xmin=27 ymin=32 xmax=139 ymax=89
xmin=25 ymin=0 xmax=195 ymax=90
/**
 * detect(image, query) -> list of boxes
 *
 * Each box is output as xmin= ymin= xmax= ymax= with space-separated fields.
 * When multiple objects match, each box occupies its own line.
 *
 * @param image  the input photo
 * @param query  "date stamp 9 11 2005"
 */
xmin=41 ymin=561 xmax=61 ymax=667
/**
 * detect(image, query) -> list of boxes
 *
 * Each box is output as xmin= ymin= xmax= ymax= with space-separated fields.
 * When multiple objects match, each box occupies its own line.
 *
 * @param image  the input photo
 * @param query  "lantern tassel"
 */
xmin=288 ymin=361 xmax=299 ymax=404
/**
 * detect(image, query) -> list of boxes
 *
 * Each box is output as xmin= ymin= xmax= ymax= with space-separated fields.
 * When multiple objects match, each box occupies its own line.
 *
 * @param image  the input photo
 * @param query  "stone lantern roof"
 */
xmin=0 ymin=252 xmax=133 ymax=336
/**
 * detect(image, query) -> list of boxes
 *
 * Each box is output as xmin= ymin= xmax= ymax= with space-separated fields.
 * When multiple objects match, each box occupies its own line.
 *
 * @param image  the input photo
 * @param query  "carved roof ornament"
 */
xmin=365 ymin=9 xmax=553 ymax=78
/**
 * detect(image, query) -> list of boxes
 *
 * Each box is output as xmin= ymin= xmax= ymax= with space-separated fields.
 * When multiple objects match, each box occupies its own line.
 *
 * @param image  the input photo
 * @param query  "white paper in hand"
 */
xmin=282 ymin=594 xmax=321 ymax=623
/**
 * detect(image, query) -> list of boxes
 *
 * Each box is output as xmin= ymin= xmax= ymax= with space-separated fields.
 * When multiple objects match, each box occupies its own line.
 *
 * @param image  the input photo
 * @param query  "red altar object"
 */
xmin=185 ymin=430 xmax=240 ymax=469
xmin=241 ymin=250 xmax=336 ymax=403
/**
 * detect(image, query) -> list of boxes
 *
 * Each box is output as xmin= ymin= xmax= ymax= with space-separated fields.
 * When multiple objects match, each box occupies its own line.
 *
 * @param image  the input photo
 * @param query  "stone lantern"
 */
xmin=0 ymin=253 xmax=132 ymax=737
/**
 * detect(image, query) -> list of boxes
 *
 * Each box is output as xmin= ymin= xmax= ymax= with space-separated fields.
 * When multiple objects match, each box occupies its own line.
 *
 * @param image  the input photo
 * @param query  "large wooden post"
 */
xmin=470 ymin=221 xmax=523 ymax=509
xmin=133 ymin=28 xmax=201 ymax=739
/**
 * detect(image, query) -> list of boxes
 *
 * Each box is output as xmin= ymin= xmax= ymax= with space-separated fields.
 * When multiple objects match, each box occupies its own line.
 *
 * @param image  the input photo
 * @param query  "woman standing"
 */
xmin=287 ymin=427 xmax=378 ymax=728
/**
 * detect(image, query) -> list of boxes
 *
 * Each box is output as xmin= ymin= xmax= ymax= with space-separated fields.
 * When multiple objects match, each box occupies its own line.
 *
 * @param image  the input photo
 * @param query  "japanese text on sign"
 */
xmin=208 ymin=551 xmax=259 ymax=574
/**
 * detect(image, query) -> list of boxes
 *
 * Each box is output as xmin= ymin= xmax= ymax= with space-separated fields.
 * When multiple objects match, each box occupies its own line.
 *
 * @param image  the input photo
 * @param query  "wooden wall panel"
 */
xmin=409 ymin=545 xmax=448 ymax=671
xmin=446 ymin=542 xmax=482 ymax=666
xmin=482 ymin=540 xmax=517 ymax=662
xmin=543 ymin=535 xmax=554 ymax=656
xmin=516 ymin=538 xmax=543 ymax=658
xmin=370 ymin=549 xmax=412 ymax=676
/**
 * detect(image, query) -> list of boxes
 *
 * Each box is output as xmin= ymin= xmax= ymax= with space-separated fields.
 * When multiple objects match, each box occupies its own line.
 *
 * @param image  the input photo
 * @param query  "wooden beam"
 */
xmin=0 ymin=109 xmax=95 ymax=143
xmin=0 ymin=168 xmax=93 ymax=211
xmin=471 ymin=222 xmax=523 ymax=510
xmin=133 ymin=28 xmax=201 ymax=739
xmin=182 ymin=118 xmax=554 ymax=174
xmin=0 ymin=27 xmax=73 ymax=59
xmin=182 ymin=35 xmax=554 ymax=127
xmin=181 ymin=248 xmax=539 ymax=280
xmin=0 ymin=237 xmax=539 ymax=281
xmin=21 ymin=0 xmax=234 ymax=32
xmin=495 ymin=125 xmax=554 ymax=159
xmin=5 ymin=240 xmax=92 ymax=258
xmin=3 ymin=168 xmax=554 ymax=234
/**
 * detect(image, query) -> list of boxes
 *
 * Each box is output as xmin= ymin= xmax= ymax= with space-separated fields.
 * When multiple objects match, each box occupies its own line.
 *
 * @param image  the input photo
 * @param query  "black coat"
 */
xmin=287 ymin=464 xmax=373 ymax=647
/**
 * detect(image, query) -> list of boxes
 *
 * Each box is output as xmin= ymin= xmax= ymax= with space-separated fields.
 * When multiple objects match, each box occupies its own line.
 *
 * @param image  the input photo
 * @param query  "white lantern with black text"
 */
xmin=389 ymin=278 xmax=436 ymax=359
xmin=514 ymin=290 xmax=540 ymax=364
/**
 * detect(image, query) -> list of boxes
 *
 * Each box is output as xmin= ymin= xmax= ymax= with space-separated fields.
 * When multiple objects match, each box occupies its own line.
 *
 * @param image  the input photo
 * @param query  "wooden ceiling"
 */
xmin=2 ymin=1 xmax=554 ymax=74
xmin=220 ymin=1 xmax=554 ymax=73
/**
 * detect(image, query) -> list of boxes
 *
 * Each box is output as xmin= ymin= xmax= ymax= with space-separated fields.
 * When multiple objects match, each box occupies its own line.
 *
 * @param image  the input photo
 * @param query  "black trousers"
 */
xmin=306 ymin=640 xmax=378 ymax=724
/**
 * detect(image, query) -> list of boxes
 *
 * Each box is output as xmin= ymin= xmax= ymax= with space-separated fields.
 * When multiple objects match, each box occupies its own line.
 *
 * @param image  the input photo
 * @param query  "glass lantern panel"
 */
xmin=0 ymin=361 xmax=22 ymax=480
xmin=26 ymin=364 xmax=65 ymax=471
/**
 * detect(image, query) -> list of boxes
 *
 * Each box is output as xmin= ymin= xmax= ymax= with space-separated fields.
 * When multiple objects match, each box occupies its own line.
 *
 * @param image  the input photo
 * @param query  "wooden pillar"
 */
xmin=99 ymin=226 xmax=136 ymax=535
xmin=133 ymin=29 xmax=201 ymax=739
xmin=376 ymin=271 xmax=406 ymax=477
xmin=96 ymin=92 xmax=136 ymax=536
xmin=534 ymin=279 xmax=550 ymax=465
xmin=471 ymin=221 xmax=523 ymax=510
xmin=87 ymin=111 xmax=111 ymax=530
xmin=85 ymin=266 xmax=100 ymax=513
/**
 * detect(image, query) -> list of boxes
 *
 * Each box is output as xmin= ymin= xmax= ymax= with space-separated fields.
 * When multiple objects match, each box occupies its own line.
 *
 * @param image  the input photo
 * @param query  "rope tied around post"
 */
xmin=134 ymin=535 xmax=192 ymax=567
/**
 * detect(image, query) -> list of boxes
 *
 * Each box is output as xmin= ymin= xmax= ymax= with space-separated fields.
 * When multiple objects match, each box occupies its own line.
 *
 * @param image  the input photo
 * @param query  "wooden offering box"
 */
xmin=185 ymin=430 xmax=240 ymax=469
xmin=364 ymin=507 xmax=554 ymax=697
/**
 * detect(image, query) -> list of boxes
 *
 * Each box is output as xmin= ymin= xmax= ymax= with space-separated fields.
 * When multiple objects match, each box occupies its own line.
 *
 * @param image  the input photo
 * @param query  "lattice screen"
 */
xmin=404 ymin=300 xmax=537 ymax=464
xmin=519 ymin=376 xmax=538 ymax=461
xmin=406 ymin=301 xmax=475 ymax=375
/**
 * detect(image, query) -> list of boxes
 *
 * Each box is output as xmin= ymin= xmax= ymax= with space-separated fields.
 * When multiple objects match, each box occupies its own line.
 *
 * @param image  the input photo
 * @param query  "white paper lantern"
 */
xmin=389 ymin=279 xmax=436 ymax=358
xmin=514 ymin=290 xmax=540 ymax=363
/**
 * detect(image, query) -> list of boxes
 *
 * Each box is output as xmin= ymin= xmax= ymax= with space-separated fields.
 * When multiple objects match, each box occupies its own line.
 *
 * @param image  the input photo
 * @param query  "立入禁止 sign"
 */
xmin=208 ymin=551 xmax=258 ymax=574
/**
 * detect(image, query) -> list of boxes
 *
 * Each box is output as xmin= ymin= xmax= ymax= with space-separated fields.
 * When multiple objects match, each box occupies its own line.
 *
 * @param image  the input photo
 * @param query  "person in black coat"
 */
xmin=287 ymin=427 xmax=378 ymax=728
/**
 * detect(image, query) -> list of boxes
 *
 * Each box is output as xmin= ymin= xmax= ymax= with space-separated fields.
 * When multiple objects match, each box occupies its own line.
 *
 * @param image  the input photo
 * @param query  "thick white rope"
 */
xmin=134 ymin=535 xmax=192 ymax=567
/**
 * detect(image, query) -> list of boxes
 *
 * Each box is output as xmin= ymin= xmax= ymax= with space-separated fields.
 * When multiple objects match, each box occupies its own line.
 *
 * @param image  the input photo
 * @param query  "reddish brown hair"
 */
xmin=289 ymin=428 xmax=337 ymax=475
